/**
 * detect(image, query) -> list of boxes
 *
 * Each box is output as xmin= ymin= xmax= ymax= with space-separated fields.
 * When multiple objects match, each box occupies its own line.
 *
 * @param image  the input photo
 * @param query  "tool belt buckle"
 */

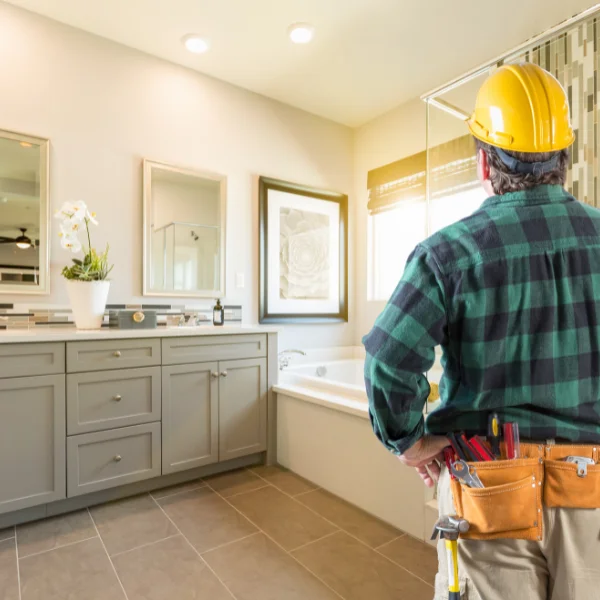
xmin=564 ymin=455 xmax=595 ymax=478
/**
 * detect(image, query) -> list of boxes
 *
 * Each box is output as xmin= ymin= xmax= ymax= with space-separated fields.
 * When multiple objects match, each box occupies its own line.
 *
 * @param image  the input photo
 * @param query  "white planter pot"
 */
xmin=65 ymin=280 xmax=110 ymax=330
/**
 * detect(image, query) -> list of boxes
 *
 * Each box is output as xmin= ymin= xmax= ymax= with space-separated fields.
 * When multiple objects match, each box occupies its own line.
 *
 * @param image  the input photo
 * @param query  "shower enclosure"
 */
xmin=151 ymin=221 xmax=220 ymax=293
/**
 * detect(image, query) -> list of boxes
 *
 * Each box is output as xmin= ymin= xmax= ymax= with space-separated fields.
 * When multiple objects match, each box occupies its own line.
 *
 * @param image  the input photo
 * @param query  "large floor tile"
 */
xmin=204 ymin=469 xmax=267 ymax=498
xmin=0 ymin=538 xmax=19 ymax=600
xmin=292 ymin=531 xmax=433 ymax=600
xmin=250 ymin=465 xmax=318 ymax=496
xmin=158 ymin=487 xmax=256 ymax=553
xmin=19 ymin=537 xmax=125 ymax=600
xmin=150 ymin=479 xmax=206 ymax=500
xmin=228 ymin=486 xmax=337 ymax=551
xmin=17 ymin=510 xmax=97 ymax=558
xmin=0 ymin=528 xmax=14 ymax=543
xmin=90 ymin=494 xmax=177 ymax=556
xmin=378 ymin=534 xmax=437 ymax=585
xmin=204 ymin=532 xmax=338 ymax=600
xmin=113 ymin=535 xmax=231 ymax=600
xmin=296 ymin=489 xmax=399 ymax=548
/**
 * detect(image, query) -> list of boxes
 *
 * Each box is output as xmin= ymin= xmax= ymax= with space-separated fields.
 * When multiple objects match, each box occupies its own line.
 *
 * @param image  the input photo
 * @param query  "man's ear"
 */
xmin=477 ymin=148 xmax=490 ymax=181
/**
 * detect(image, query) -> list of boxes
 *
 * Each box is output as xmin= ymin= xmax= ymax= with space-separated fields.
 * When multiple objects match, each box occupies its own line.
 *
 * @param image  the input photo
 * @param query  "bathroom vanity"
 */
xmin=0 ymin=326 xmax=278 ymax=528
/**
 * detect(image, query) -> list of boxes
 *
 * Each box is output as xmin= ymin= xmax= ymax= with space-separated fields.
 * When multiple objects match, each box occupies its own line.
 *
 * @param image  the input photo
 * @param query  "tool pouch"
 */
xmin=450 ymin=448 xmax=543 ymax=541
xmin=544 ymin=445 xmax=600 ymax=509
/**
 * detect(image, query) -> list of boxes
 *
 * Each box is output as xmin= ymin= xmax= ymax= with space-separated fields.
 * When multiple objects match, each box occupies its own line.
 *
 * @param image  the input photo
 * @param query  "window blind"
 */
xmin=367 ymin=134 xmax=479 ymax=216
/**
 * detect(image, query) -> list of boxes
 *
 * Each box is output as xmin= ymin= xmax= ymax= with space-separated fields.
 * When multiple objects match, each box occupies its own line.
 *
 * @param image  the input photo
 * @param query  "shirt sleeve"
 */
xmin=363 ymin=244 xmax=447 ymax=455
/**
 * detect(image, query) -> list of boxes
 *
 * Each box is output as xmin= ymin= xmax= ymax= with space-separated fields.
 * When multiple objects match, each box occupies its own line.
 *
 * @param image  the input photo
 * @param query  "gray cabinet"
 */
xmin=0 ymin=343 xmax=64 ymax=379
xmin=219 ymin=358 xmax=267 ymax=461
xmin=162 ymin=334 xmax=266 ymax=365
xmin=67 ymin=339 xmax=161 ymax=373
xmin=0 ymin=374 xmax=66 ymax=514
xmin=162 ymin=362 xmax=219 ymax=474
xmin=67 ymin=422 xmax=161 ymax=497
xmin=67 ymin=367 xmax=161 ymax=435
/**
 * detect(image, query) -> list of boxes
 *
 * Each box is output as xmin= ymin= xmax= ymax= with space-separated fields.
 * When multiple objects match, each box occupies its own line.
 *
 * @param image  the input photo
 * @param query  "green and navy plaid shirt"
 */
xmin=364 ymin=184 xmax=600 ymax=454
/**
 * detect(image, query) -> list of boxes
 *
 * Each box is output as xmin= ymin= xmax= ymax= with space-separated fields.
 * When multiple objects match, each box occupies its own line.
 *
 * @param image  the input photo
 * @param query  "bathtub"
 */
xmin=274 ymin=351 xmax=440 ymax=542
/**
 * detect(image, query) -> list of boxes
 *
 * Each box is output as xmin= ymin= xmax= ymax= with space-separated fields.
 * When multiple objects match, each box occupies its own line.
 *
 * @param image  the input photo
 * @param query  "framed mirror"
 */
xmin=143 ymin=160 xmax=226 ymax=298
xmin=0 ymin=129 xmax=49 ymax=294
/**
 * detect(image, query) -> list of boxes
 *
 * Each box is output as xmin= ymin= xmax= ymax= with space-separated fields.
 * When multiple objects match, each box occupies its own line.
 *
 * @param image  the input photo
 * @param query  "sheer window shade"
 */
xmin=367 ymin=134 xmax=479 ymax=215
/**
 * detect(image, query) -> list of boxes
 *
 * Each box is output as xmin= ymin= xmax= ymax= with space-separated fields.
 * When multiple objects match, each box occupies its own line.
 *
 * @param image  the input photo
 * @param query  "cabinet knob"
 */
xmin=113 ymin=394 xmax=122 ymax=402
xmin=114 ymin=455 xmax=122 ymax=462
xmin=220 ymin=371 xmax=228 ymax=377
xmin=211 ymin=372 xmax=219 ymax=378
xmin=113 ymin=351 xmax=122 ymax=358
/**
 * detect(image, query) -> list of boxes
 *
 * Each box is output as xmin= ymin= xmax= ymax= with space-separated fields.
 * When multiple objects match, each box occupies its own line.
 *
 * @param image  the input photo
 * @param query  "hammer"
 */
xmin=431 ymin=515 xmax=470 ymax=600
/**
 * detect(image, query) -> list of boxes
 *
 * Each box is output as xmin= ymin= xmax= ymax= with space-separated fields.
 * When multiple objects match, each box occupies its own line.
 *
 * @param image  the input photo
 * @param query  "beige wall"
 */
xmin=353 ymin=98 xmax=426 ymax=342
xmin=0 ymin=3 xmax=354 ymax=349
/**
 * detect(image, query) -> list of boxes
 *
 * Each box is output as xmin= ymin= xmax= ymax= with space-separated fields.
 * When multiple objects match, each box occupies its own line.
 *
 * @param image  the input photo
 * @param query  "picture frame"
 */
xmin=258 ymin=176 xmax=348 ymax=323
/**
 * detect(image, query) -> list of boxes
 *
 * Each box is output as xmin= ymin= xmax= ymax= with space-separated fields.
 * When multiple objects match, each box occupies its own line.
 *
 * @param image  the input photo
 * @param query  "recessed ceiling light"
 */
xmin=182 ymin=34 xmax=210 ymax=54
xmin=288 ymin=23 xmax=314 ymax=44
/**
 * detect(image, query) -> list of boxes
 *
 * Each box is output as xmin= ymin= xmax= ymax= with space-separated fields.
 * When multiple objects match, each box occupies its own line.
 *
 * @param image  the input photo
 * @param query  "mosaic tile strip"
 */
xmin=506 ymin=16 xmax=600 ymax=207
xmin=0 ymin=303 xmax=242 ymax=330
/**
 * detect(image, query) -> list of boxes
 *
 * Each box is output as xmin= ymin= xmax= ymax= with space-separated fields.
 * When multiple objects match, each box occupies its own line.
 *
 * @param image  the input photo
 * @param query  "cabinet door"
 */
xmin=0 ymin=375 xmax=66 ymax=514
xmin=219 ymin=358 xmax=267 ymax=461
xmin=162 ymin=362 xmax=219 ymax=474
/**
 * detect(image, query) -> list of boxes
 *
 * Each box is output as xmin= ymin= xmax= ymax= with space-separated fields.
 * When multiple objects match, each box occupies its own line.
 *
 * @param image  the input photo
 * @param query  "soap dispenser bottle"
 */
xmin=213 ymin=299 xmax=224 ymax=326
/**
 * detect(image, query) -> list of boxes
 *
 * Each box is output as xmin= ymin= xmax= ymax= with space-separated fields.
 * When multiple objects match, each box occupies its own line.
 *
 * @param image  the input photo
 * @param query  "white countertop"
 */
xmin=0 ymin=325 xmax=280 ymax=344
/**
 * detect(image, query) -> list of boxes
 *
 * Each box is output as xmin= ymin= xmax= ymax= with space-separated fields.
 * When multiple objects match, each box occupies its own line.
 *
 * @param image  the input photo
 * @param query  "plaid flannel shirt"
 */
xmin=364 ymin=185 xmax=600 ymax=454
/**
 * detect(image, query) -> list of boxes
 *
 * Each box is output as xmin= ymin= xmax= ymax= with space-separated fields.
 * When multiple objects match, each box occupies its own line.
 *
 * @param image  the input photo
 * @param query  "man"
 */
xmin=364 ymin=63 xmax=600 ymax=599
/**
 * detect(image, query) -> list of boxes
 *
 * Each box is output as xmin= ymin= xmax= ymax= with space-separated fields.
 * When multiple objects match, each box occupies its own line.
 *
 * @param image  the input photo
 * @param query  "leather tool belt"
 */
xmin=450 ymin=443 xmax=600 ymax=541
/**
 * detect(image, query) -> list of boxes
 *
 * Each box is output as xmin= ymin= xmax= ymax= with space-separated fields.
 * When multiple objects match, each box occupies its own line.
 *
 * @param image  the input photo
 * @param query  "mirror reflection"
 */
xmin=144 ymin=161 xmax=226 ymax=297
xmin=0 ymin=132 xmax=48 ymax=292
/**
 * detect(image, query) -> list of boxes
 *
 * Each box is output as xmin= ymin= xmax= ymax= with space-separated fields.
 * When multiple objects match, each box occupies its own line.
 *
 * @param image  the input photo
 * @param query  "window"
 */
xmin=367 ymin=135 xmax=484 ymax=301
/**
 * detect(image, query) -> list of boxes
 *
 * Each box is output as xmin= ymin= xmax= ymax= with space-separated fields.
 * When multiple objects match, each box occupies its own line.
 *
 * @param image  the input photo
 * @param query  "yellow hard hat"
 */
xmin=468 ymin=63 xmax=575 ymax=153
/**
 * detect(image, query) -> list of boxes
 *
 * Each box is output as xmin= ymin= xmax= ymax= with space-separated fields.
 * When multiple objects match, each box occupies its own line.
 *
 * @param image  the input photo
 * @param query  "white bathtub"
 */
xmin=274 ymin=352 xmax=440 ymax=542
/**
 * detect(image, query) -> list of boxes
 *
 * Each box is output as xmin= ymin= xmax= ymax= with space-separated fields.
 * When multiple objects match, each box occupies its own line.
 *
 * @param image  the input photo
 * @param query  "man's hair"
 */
xmin=474 ymin=138 xmax=569 ymax=195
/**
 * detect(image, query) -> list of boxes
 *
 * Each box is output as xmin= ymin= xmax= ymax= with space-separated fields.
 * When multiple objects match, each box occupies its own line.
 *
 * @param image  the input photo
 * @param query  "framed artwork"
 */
xmin=258 ymin=176 xmax=348 ymax=323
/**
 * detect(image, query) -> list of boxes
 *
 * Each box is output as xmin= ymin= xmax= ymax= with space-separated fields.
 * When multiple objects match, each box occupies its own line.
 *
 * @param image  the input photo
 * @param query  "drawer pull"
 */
xmin=113 ymin=351 xmax=122 ymax=358
xmin=114 ymin=455 xmax=122 ymax=462
xmin=211 ymin=372 xmax=219 ymax=378
xmin=113 ymin=394 xmax=122 ymax=402
xmin=220 ymin=371 xmax=228 ymax=377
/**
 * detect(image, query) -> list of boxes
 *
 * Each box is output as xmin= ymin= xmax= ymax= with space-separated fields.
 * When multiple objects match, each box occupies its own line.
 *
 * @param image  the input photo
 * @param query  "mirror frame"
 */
xmin=142 ymin=159 xmax=227 ymax=299
xmin=0 ymin=129 xmax=50 ymax=296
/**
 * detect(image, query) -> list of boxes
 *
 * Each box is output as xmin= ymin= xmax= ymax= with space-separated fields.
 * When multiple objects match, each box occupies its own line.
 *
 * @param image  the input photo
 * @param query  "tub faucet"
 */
xmin=278 ymin=349 xmax=306 ymax=370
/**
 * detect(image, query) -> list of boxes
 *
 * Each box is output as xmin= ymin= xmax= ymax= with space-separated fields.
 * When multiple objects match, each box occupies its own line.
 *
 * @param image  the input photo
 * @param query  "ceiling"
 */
xmin=5 ymin=0 xmax=600 ymax=126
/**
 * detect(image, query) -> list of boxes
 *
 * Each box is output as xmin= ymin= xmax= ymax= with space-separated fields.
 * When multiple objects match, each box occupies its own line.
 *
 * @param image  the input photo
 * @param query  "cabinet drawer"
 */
xmin=0 ymin=343 xmax=64 ymax=378
xmin=67 ymin=339 xmax=160 ymax=373
xmin=67 ymin=367 xmax=161 ymax=435
xmin=67 ymin=423 xmax=161 ymax=497
xmin=162 ymin=334 xmax=266 ymax=365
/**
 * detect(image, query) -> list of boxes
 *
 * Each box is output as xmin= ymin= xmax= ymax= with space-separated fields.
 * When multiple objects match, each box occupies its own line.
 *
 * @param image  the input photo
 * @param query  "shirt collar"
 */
xmin=479 ymin=185 xmax=573 ymax=210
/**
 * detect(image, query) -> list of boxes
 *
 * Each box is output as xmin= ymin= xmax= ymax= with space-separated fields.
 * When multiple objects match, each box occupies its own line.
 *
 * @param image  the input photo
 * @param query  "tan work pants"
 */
xmin=436 ymin=466 xmax=600 ymax=599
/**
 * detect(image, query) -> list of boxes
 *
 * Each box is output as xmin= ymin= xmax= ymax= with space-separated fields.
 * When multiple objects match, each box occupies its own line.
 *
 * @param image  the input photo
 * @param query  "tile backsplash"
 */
xmin=0 ymin=303 xmax=242 ymax=329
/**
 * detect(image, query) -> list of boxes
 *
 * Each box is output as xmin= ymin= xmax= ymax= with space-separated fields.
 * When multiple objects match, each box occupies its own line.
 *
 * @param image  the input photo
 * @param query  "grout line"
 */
xmin=245 ymin=466 xmax=320 ymax=498
xmin=264 ymin=475 xmax=435 ymax=590
xmin=289 ymin=530 xmax=340 ymax=553
xmin=148 ymin=495 xmax=238 ymax=600
xmin=87 ymin=508 xmax=130 ymax=600
xmin=14 ymin=527 xmax=21 ymax=600
xmin=222 ymin=484 xmax=271 ymax=500
xmin=200 ymin=531 xmax=262 ymax=556
xmin=17 ymin=536 xmax=99 ymax=561
xmin=291 ymin=487 xmax=320 ymax=497
xmin=203 ymin=480 xmax=346 ymax=600
xmin=150 ymin=482 xmax=207 ymax=501
xmin=110 ymin=533 xmax=181 ymax=558
xmin=374 ymin=534 xmax=406 ymax=551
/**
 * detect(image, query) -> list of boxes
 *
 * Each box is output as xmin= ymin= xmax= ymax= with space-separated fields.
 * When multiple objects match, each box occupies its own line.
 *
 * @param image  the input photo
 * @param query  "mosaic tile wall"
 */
xmin=503 ymin=15 xmax=600 ymax=206
xmin=0 ymin=303 xmax=242 ymax=330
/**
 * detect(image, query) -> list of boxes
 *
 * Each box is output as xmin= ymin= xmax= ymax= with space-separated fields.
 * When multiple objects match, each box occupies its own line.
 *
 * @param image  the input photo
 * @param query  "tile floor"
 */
xmin=0 ymin=465 xmax=437 ymax=600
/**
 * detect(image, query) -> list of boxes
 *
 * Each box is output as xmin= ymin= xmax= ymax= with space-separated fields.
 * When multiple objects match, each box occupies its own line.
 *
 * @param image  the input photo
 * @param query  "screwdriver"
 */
xmin=487 ymin=413 xmax=502 ymax=458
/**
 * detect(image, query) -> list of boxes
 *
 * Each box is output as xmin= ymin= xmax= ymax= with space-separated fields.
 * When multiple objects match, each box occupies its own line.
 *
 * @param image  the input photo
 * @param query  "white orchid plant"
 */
xmin=55 ymin=201 xmax=113 ymax=281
